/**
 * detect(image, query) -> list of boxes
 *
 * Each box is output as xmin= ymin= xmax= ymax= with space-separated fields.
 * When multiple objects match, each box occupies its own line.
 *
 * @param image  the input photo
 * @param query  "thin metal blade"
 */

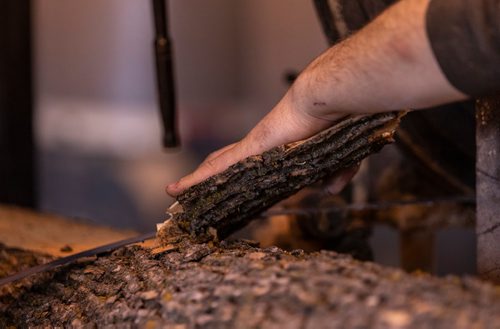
xmin=0 ymin=231 xmax=156 ymax=287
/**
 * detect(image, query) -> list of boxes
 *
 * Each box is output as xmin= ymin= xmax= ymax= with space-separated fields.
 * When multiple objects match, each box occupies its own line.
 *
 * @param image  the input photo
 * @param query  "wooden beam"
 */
xmin=0 ymin=205 xmax=138 ymax=257
xmin=476 ymin=97 xmax=500 ymax=283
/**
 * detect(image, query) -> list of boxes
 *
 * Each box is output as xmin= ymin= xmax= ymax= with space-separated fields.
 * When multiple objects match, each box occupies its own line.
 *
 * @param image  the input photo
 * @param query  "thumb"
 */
xmin=323 ymin=164 xmax=360 ymax=195
xmin=166 ymin=142 xmax=246 ymax=197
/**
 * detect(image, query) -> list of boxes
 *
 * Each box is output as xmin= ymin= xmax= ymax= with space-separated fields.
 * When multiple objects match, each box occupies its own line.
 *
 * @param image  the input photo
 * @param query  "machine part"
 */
xmin=262 ymin=195 xmax=475 ymax=220
xmin=0 ymin=1 xmax=36 ymax=208
xmin=152 ymin=0 xmax=179 ymax=148
xmin=476 ymin=97 xmax=500 ymax=284
xmin=0 ymin=231 xmax=156 ymax=286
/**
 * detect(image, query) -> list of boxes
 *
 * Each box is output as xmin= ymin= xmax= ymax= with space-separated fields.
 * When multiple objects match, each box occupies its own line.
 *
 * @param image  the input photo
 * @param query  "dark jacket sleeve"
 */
xmin=426 ymin=0 xmax=500 ymax=97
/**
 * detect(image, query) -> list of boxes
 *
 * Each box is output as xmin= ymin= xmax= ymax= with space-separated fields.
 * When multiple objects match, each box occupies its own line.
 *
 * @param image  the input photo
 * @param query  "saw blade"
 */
xmin=0 ymin=231 xmax=156 ymax=287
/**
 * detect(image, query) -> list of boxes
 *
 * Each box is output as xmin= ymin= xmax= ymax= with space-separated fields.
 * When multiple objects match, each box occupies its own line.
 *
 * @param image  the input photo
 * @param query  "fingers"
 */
xmin=323 ymin=164 xmax=360 ymax=195
xmin=166 ymin=94 xmax=345 ymax=198
xmin=166 ymin=142 xmax=247 ymax=197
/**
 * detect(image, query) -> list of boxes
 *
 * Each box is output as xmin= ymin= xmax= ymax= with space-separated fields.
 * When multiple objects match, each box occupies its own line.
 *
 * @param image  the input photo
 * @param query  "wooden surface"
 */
xmin=0 ymin=205 xmax=139 ymax=257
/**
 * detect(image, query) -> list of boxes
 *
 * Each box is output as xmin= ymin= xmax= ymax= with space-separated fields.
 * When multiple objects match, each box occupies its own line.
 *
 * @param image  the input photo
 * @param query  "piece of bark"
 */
xmin=159 ymin=112 xmax=405 ymax=243
xmin=1 ymin=241 xmax=499 ymax=328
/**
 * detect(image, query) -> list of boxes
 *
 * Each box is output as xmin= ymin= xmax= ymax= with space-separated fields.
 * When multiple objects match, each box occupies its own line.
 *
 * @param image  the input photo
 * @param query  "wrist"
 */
xmin=286 ymin=72 xmax=346 ymax=126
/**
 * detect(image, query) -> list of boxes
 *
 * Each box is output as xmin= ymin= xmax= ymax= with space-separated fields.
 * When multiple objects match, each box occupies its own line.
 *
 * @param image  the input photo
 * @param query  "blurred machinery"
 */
xmin=251 ymin=0 xmax=479 ymax=276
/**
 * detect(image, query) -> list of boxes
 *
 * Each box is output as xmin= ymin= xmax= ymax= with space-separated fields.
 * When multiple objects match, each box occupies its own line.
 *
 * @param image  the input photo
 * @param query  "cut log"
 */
xmin=0 ymin=205 xmax=138 ymax=257
xmin=1 ymin=241 xmax=499 ymax=328
xmin=159 ymin=112 xmax=405 ymax=243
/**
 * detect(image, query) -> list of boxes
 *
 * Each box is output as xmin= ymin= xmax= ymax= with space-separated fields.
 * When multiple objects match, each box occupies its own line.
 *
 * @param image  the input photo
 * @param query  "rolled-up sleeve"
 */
xmin=426 ymin=0 xmax=500 ymax=97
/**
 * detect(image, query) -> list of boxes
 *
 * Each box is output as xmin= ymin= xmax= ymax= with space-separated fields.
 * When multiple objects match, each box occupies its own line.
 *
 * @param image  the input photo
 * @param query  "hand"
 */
xmin=323 ymin=164 xmax=360 ymax=196
xmin=166 ymin=94 xmax=345 ymax=197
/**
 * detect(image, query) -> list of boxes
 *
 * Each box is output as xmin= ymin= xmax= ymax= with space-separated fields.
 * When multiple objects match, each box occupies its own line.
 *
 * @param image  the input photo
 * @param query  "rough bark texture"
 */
xmin=476 ymin=97 xmax=500 ymax=283
xmin=1 ymin=241 xmax=499 ymax=328
xmin=160 ymin=112 xmax=404 ymax=243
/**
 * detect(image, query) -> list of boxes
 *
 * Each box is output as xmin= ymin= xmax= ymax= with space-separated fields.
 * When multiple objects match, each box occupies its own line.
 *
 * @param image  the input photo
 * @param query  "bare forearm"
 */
xmin=289 ymin=0 xmax=466 ymax=120
xmin=166 ymin=0 xmax=468 ymax=196
xmin=241 ymin=0 xmax=467 ymax=157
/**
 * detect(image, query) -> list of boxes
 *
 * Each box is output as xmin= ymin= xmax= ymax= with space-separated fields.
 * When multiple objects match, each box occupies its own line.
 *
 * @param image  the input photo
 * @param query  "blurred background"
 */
xmin=0 ymin=0 xmax=476 ymax=275
xmin=35 ymin=0 xmax=326 ymax=231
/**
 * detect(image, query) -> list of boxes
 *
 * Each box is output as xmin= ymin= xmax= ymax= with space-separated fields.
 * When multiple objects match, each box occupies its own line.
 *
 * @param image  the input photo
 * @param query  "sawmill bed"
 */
xmin=1 ymin=240 xmax=499 ymax=328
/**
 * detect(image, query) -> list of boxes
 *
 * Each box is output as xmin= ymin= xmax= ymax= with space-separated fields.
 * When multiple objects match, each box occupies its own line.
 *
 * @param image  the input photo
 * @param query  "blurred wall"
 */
xmin=33 ymin=0 xmax=327 ymax=230
xmin=238 ymin=0 xmax=325 ymax=109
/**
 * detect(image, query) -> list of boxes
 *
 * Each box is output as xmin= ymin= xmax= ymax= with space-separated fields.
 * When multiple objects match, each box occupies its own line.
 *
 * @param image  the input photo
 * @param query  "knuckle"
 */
xmin=204 ymin=158 xmax=218 ymax=171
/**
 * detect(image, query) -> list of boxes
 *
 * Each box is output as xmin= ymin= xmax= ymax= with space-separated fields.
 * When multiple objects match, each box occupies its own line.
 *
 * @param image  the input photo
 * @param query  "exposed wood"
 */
xmin=159 ymin=112 xmax=404 ymax=243
xmin=0 ymin=205 xmax=138 ymax=257
xmin=1 ymin=239 xmax=499 ymax=328
xmin=476 ymin=97 xmax=500 ymax=284
xmin=0 ymin=0 xmax=36 ymax=208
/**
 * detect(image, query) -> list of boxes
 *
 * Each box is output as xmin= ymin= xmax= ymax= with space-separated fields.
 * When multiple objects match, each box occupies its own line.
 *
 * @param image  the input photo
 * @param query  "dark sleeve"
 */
xmin=426 ymin=0 xmax=500 ymax=97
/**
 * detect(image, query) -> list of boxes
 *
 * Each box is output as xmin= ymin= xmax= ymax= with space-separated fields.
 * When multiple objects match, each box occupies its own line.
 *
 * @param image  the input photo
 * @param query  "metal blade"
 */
xmin=0 ymin=231 xmax=156 ymax=287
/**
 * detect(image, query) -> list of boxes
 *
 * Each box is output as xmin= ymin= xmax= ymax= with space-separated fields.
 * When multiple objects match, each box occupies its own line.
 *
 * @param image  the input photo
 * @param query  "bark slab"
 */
xmin=1 ymin=241 xmax=499 ymax=328
xmin=160 ymin=112 xmax=404 ymax=243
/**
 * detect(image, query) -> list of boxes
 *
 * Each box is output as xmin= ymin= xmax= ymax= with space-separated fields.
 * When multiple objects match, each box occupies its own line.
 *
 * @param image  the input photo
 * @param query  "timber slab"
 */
xmin=161 ymin=112 xmax=405 ymax=243
xmin=0 ymin=241 xmax=499 ymax=328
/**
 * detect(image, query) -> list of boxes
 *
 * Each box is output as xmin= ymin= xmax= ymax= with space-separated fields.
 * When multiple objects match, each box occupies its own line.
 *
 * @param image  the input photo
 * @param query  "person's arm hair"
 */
xmin=166 ymin=0 xmax=466 ymax=196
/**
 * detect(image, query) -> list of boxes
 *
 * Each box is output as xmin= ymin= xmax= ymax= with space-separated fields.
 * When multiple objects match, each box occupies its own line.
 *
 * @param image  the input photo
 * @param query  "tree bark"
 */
xmin=159 ymin=112 xmax=404 ymax=243
xmin=0 ymin=241 xmax=499 ymax=328
xmin=476 ymin=97 xmax=500 ymax=283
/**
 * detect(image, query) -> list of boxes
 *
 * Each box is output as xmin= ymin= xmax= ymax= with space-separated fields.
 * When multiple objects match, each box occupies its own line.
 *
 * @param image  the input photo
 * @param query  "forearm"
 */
xmin=242 ymin=0 xmax=467 ymax=155
xmin=166 ymin=0 xmax=469 ymax=196
xmin=288 ymin=0 xmax=466 ymax=121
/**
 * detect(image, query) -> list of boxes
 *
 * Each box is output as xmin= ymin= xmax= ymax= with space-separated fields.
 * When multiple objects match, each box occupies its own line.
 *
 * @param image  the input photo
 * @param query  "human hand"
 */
xmin=322 ymin=164 xmax=360 ymax=196
xmin=166 ymin=94 xmax=347 ymax=197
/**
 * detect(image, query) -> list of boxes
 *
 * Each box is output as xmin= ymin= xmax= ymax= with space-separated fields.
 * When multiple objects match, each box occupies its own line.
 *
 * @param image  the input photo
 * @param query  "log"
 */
xmin=0 ymin=240 xmax=499 ymax=328
xmin=159 ymin=112 xmax=405 ymax=243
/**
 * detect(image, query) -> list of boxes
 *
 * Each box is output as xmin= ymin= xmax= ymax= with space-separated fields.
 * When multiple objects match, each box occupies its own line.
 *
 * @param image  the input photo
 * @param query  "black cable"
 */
xmin=152 ymin=0 xmax=180 ymax=148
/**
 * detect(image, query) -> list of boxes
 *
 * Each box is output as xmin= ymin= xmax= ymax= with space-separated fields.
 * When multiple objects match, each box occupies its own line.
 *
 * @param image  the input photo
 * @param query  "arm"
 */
xmin=166 ymin=0 xmax=466 ymax=196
